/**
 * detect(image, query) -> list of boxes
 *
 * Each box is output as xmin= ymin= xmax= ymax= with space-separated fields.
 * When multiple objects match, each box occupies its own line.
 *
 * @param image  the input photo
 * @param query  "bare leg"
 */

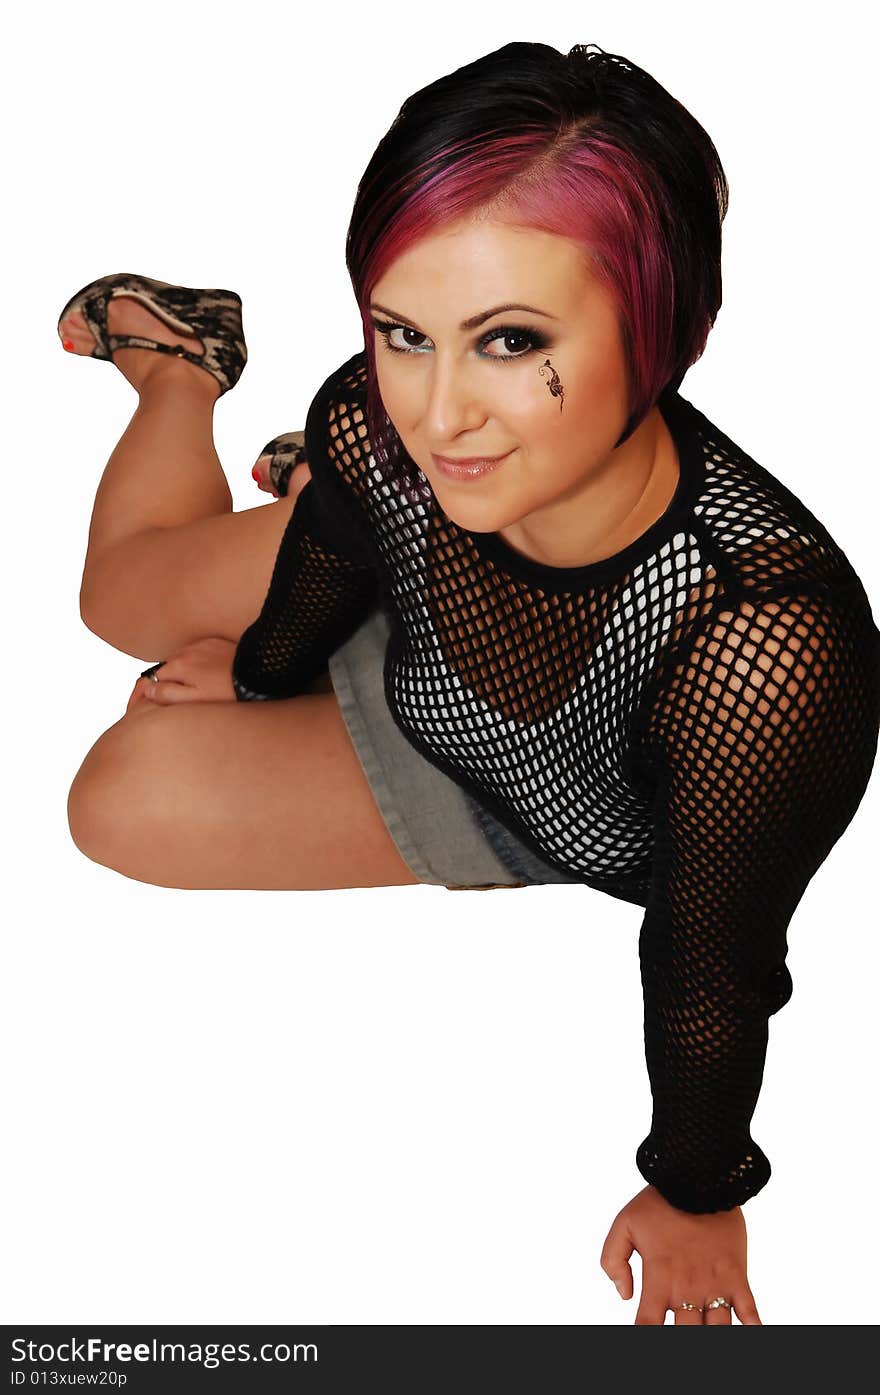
xmin=65 ymin=296 xmax=304 ymax=660
xmin=79 ymin=368 xmax=301 ymax=659
xmin=61 ymin=297 xmax=423 ymax=890
xmin=68 ymin=691 xmax=422 ymax=889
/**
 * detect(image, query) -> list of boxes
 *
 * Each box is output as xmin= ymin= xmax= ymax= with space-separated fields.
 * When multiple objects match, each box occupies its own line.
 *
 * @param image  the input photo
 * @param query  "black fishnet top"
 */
xmin=233 ymin=349 xmax=880 ymax=1214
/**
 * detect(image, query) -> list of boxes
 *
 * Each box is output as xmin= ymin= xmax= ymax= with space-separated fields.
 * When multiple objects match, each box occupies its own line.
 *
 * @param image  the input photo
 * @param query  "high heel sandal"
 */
xmin=56 ymin=272 xmax=247 ymax=397
xmin=251 ymin=431 xmax=308 ymax=497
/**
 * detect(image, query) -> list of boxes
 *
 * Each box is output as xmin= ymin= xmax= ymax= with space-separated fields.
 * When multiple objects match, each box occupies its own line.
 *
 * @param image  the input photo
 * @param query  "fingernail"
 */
xmin=615 ymin=1280 xmax=625 ymax=1296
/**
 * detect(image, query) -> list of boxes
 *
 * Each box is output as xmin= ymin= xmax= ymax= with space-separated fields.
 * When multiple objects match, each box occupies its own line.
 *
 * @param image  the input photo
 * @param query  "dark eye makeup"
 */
xmin=370 ymin=318 xmax=550 ymax=364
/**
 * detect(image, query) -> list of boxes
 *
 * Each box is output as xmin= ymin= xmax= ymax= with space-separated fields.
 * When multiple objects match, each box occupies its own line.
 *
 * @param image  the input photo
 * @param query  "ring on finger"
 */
xmin=140 ymin=661 xmax=166 ymax=684
xmin=678 ymin=1300 xmax=703 ymax=1313
xmin=705 ymin=1296 xmax=733 ymax=1311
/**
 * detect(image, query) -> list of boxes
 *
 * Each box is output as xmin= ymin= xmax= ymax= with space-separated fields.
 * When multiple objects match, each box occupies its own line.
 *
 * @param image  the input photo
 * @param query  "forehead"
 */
xmin=372 ymin=218 xmax=600 ymax=318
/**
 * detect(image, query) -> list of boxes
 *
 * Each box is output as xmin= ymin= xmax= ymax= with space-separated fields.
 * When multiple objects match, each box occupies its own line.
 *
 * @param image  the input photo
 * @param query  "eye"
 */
xmin=371 ymin=322 xmax=430 ymax=354
xmin=482 ymin=328 xmax=545 ymax=359
xmin=371 ymin=319 xmax=549 ymax=363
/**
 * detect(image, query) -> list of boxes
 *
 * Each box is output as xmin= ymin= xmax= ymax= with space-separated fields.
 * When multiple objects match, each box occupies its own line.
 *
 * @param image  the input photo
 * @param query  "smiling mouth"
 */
xmin=431 ymin=450 xmax=512 ymax=479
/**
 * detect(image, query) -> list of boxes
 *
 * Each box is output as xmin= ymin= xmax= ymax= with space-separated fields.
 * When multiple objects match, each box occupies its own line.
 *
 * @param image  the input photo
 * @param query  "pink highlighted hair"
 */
xmin=345 ymin=42 xmax=729 ymax=499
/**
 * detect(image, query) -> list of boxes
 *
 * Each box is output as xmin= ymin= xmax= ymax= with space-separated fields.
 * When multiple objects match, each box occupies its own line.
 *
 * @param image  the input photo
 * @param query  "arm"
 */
xmin=232 ymin=361 xmax=381 ymax=701
xmin=232 ymin=479 xmax=379 ymax=700
xmin=634 ymin=583 xmax=880 ymax=1213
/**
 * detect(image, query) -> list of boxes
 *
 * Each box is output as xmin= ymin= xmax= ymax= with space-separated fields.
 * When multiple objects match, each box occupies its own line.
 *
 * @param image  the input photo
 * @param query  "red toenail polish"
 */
xmin=62 ymin=339 xmax=75 ymax=351
xmin=252 ymin=466 xmax=262 ymax=483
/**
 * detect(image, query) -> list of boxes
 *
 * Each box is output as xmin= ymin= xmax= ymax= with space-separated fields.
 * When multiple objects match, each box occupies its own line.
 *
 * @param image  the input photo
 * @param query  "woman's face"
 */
xmin=369 ymin=214 xmax=671 ymax=568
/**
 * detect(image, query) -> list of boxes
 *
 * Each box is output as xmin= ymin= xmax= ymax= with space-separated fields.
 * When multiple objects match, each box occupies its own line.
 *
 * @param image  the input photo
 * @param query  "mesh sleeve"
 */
xmin=232 ymin=361 xmax=381 ymax=701
xmin=634 ymin=583 xmax=880 ymax=1213
xmin=232 ymin=479 xmax=380 ymax=700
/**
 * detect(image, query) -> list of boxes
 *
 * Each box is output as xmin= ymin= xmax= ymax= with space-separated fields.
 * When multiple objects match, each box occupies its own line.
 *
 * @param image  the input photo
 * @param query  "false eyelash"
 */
xmin=371 ymin=319 xmax=549 ymax=363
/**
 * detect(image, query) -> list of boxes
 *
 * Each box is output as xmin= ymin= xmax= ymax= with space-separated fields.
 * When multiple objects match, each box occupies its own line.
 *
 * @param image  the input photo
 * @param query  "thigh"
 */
xmin=67 ymin=691 xmax=422 ymax=891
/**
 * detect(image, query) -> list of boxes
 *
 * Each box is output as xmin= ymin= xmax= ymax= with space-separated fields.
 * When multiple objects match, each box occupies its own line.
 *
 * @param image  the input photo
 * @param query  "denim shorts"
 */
xmin=327 ymin=604 xmax=581 ymax=890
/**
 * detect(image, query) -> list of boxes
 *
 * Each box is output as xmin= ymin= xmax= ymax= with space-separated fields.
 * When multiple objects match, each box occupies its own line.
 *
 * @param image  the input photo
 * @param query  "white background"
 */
xmin=3 ymin=0 xmax=877 ymax=1326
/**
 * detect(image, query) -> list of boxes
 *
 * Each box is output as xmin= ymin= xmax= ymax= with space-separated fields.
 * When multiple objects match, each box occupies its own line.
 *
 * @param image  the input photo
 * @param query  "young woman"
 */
xmin=60 ymin=42 xmax=880 ymax=1324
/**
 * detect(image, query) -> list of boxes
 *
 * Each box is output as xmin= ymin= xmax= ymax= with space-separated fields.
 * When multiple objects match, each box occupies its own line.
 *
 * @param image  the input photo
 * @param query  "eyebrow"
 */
xmin=368 ymin=302 xmax=559 ymax=333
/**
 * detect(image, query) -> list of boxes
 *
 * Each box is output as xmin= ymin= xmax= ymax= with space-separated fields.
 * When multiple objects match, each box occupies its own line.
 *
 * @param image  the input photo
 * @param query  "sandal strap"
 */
xmin=106 ymin=335 xmax=207 ymax=371
xmin=260 ymin=431 xmax=307 ymax=497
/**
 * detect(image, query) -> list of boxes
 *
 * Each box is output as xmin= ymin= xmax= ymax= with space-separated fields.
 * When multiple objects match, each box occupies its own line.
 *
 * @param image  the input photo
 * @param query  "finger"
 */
xmin=703 ymin=1297 xmax=733 ymax=1326
xmin=600 ymin=1216 xmax=635 ymax=1300
xmin=126 ymin=678 xmax=160 ymax=713
xmin=673 ymin=1301 xmax=704 ymax=1326
xmin=142 ymin=680 xmax=202 ymax=705
xmin=732 ymin=1285 xmax=762 ymax=1326
xmin=634 ymin=1290 xmax=668 ymax=1326
xmin=126 ymin=675 xmax=162 ymax=708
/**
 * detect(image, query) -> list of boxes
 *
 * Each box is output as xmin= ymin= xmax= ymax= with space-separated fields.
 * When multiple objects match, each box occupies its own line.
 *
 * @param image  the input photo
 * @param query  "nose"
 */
xmin=421 ymin=355 xmax=488 ymax=442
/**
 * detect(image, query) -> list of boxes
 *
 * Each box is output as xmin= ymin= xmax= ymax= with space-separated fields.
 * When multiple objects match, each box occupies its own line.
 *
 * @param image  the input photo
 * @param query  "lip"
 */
xmin=431 ymin=449 xmax=512 ymax=480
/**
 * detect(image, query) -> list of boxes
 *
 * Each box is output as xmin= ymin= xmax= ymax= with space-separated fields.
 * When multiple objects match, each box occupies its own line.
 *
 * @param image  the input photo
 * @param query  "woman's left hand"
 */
xmin=600 ymin=1185 xmax=763 ymax=1325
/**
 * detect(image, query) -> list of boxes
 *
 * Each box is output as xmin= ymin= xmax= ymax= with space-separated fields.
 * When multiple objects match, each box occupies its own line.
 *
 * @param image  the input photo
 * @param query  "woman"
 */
xmin=61 ymin=42 xmax=880 ymax=1323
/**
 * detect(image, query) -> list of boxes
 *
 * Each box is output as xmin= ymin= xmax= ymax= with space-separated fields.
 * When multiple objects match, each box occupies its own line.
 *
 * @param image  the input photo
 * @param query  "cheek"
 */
xmin=505 ymin=358 xmax=566 ymax=437
xmin=515 ymin=359 xmax=584 ymax=456
xmin=514 ymin=367 xmax=619 ymax=497
xmin=533 ymin=346 xmax=625 ymax=451
xmin=375 ymin=368 xmax=417 ymax=442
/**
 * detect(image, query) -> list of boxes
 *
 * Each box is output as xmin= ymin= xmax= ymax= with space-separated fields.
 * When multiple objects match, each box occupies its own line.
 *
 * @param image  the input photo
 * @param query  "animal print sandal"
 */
xmin=56 ymin=272 xmax=248 ymax=397
xmin=251 ymin=431 xmax=308 ymax=497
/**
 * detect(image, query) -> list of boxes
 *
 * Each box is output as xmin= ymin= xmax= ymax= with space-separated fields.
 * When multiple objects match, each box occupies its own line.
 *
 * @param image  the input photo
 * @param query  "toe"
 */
xmin=58 ymin=312 xmax=95 ymax=353
xmin=251 ymin=458 xmax=278 ymax=495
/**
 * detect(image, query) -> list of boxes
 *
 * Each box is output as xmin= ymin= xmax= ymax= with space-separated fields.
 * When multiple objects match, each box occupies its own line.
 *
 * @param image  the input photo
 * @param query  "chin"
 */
xmin=429 ymin=485 xmax=517 ymax=535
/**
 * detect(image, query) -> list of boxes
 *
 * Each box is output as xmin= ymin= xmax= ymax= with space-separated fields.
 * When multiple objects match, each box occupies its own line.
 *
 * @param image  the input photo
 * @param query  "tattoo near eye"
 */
xmin=370 ymin=319 xmax=549 ymax=363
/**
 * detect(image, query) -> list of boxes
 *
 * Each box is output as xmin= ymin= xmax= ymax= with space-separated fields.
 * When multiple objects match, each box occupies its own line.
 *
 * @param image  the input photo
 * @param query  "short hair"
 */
xmin=345 ymin=41 xmax=729 ymax=500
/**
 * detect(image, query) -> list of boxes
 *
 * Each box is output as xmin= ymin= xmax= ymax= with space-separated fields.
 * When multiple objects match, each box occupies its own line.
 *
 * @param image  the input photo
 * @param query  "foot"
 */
xmin=251 ymin=453 xmax=312 ymax=501
xmin=59 ymin=294 xmax=219 ymax=400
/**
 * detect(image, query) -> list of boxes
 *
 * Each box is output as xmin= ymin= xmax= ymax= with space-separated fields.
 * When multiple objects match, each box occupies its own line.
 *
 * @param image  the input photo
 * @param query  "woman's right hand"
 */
xmin=125 ymin=636 xmax=240 ymax=713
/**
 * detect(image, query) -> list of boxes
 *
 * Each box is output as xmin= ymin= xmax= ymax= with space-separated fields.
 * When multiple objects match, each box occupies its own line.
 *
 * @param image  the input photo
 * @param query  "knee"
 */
xmin=67 ymin=707 xmax=167 ymax=869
